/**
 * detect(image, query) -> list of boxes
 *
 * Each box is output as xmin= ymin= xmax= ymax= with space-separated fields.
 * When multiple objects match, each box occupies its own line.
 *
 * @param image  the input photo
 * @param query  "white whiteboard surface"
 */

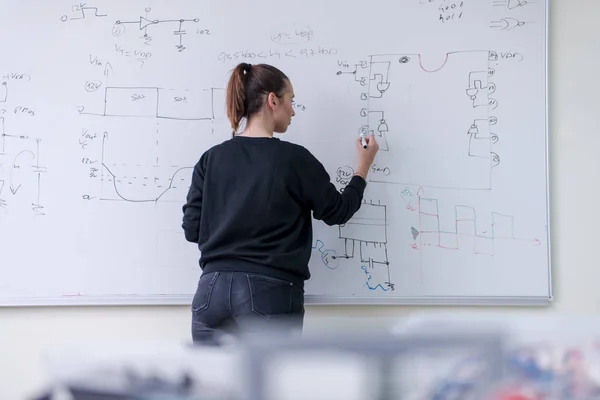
xmin=0 ymin=0 xmax=550 ymax=306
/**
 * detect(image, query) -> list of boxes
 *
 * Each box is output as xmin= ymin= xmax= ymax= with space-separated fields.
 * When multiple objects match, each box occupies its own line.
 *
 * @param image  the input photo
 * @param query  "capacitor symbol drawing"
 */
xmin=113 ymin=13 xmax=200 ymax=51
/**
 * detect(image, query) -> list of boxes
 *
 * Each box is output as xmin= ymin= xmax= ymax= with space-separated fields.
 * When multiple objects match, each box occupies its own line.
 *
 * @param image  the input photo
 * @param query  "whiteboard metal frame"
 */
xmin=543 ymin=0 xmax=554 ymax=304
xmin=0 ymin=293 xmax=551 ymax=307
xmin=0 ymin=1 xmax=552 ymax=308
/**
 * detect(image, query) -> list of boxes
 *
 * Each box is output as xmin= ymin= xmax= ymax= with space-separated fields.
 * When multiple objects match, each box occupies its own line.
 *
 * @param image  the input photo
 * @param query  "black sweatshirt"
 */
xmin=182 ymin=135 xmax=366 ymax=288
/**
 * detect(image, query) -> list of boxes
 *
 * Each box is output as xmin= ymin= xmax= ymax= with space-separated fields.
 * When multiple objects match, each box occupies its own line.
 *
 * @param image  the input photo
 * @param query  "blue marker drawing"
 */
xmin=312 ymin=239 xmax=339 ymax=270
xmin=411 ymin=226 xmax=420 ymax=240
xmin=312 ymin=200 xmax=395 ymax=291
xmin=361 ymin=265 xmax=392 ymax=292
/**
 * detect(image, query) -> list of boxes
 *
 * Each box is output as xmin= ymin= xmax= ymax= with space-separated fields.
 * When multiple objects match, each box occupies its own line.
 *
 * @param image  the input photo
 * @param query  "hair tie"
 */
xmin=244 ymin=63 xmax=252 ymax=73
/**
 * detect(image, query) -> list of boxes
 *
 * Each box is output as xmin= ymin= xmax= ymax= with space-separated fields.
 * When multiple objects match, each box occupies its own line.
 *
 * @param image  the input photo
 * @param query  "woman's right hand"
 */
xmin=355 ymin=134 xmax=379 ymax=179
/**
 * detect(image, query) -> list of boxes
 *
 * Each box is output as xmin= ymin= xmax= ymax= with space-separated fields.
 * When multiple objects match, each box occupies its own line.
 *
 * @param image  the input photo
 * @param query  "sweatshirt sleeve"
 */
xmin=294 ymin=146 xmax=366 ymax=226
xmin=182 ymin=153 xmax=208 ymax=243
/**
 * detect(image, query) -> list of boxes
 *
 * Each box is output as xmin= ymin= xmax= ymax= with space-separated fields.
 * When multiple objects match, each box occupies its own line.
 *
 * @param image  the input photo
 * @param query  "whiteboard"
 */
xmin=0 ymin=0 xmax=550 ymax=306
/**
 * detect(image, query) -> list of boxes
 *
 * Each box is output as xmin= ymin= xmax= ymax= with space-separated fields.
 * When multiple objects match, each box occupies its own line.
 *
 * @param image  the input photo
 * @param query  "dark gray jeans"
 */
xmin=191 ymin=271 xmax=305 ymax=345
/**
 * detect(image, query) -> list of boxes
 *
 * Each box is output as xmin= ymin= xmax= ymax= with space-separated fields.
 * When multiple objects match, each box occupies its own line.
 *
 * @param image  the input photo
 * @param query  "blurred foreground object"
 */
xmin=32 ymin=314 xmax=600 ymax=400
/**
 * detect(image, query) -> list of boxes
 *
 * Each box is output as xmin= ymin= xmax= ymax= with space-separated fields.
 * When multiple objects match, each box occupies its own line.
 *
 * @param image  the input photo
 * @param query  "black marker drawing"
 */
xmin=100 ymin=144 xmax=192 ymax=204
xmin=84 ymin=85 xmax=227 ymax=204
xmin=467 ymin=119 xmax=496 ymax=165
xmin=0 ymin=180 xmax=6 ymax=211
xmin=493 ymin=0 xmax=530 ymax=9
xmin=60 ymin=4 xmax=107 ymax=22
xmin=366 ymin=110 xmax=390 ymax=151
xmin=0 ymin=82 xmax=6 ymax=103
xmin=78 ymin=87 xmax=226 ymax=121
xmin=346 ymin=51 xmax=500 ymax=191
xmin=336 ymin=200 xmax=394 ymax=291
xmin=466 ymin=71 xmax=490 ymax=108
xmin=113 ymin=9 xmax=200 ymax=52
xmin=0 ymin=118 xmax=46 ymax=215
xmin=368 ymin=60 xmax=392 ymax=99
xmin=490 ymin=17 xmax=528 ymax=30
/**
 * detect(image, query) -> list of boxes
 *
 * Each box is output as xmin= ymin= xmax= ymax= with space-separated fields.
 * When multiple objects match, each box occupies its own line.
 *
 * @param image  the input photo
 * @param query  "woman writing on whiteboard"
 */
xmin=182 ymin=62 xmax=379 ymax=344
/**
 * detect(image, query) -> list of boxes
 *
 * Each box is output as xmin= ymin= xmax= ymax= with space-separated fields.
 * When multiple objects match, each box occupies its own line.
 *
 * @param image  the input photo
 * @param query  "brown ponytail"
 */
xmin=225 ymin=62 xmax=290 ymax=136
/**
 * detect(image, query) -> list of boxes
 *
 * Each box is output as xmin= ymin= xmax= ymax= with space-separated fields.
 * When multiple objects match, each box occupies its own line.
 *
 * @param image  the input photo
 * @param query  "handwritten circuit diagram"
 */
xmin=491 ymin=0 xmax=530 ymax=30
xmin=328 ymin=41 xmax=541 ymax=294
xmin=113 ymin=14 xmax=200 ymax=52
xmin=60 ymin=5 xmax=204 ymax=52
xmin=338 ymin=200 xmax=393 ymax=291
xmin=348 ymin=50 xmax=499 ymax=191
xmin=313 ymin=199 xmax=394 ymax=292
xmin=0 ymin=117 xmax=46 ymax=216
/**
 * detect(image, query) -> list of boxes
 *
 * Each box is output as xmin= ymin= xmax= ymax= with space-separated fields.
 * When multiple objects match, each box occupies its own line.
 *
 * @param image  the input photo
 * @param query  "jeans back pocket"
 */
xmin=191 ymin=271 xmax=220 ymax=314
xmin=246 ymin=274 xmax=295 ymax=319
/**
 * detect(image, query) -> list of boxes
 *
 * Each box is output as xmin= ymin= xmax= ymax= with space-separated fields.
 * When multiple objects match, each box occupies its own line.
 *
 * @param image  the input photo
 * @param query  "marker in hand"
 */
xmin=361 ymin=135 xmax=368 ymax=149
xmin=354 ymin=133 xmax=379 ymax=181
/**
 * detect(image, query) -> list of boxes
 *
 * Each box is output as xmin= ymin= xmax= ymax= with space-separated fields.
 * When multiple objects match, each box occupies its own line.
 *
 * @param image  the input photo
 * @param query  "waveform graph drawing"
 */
xmin=97 ymin=112 xmax=223 ymax=205
xmin=98 ymin=118 xmax=209 ymax=204
xmin=366 ymin=51 xmax=496 ymax=190
xmin=413 ymin=195 xmax=541 ymax=256
xmin=79 ymin=84 xmax=228 ymax=204
xmin=83 ymin=87 xmax=226 ymax=121
xmin=100 ymin=162 xmax=192 ymax=204
xmin=337 ymin=200 xmax=394 ymax=291
xmin=104 ymin=87 xmax=158 ymax=118
xmin=157 ymin=88 xmax=226 ymax=121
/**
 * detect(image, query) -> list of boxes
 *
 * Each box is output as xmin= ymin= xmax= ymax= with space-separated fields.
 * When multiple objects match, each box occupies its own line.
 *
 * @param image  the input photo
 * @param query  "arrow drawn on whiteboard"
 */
xmin=103 ymin=62 xmax=114 ymax=77
xmin=10 ymin=150 xmax=34 ymax=195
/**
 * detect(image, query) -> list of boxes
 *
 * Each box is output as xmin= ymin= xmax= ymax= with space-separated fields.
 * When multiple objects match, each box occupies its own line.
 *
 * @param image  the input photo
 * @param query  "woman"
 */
xmin=182 ymin=62 xmax=379 ymax=344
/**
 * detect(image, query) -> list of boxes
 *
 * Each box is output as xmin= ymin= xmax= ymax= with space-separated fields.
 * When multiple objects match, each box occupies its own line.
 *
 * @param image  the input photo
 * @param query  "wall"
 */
xmin=1 ymin=0 xmax=596 ymax=398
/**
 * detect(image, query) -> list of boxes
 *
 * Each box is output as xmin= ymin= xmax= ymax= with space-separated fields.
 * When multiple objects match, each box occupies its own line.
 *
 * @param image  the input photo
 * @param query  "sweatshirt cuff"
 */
xmin=349 ymin=174 xmax=367 ymax=193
